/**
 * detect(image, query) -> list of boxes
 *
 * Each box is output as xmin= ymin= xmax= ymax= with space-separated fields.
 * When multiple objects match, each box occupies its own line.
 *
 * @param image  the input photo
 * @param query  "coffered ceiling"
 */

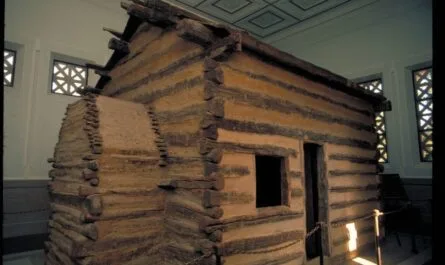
xmin=164 ymin=0 xmax=378 ymax=41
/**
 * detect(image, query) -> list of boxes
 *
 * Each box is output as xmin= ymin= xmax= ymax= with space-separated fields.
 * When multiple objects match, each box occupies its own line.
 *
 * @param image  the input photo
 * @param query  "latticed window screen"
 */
xmin=413 ymin=67 xmax=433 ymax=162
xmin=4 ymin=49 xmax=17 ymax=87
xmin=51 ymin=60 xmax=88 ymax=96
xmin=358 ymin=79 xmax=388 ymax=163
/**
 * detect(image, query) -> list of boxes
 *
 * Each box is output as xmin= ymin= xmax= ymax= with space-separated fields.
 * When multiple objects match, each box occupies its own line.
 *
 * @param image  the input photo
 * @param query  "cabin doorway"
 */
xmin=304 ymin=143 xmax=328 ymax=261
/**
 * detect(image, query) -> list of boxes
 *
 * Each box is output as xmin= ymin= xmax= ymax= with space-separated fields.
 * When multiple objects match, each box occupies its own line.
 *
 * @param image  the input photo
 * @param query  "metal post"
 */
xmin=319 ymin=224 xmax=324 ymax=265
xmin=373 ymin=209 xmax=383 ymax=265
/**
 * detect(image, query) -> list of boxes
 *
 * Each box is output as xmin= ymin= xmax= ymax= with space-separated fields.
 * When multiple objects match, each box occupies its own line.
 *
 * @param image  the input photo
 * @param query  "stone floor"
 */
xmin=345 ymin=233 xmax=432 ymax=265
xmin=2 ymin=234 xmax=432 ymax=265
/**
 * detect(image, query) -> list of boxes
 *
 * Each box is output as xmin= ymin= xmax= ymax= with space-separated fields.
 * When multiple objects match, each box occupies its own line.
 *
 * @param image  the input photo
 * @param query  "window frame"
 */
xmin=49 ymin=52 xmax=91 ymax=97
xmin=4 ymin=48 xmax=17 ymax=87
xmin=356 ymin=77 xmax=389 ymax=164
xmin=255 ymin=154 xmax=287 ymax=208
xmin=412 ymin=66 xmax=433 ymax=162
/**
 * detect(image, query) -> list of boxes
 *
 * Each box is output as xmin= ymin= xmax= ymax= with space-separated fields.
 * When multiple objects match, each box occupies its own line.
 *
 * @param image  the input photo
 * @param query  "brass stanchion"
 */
xmin=373 ymin=209 xmax=383 ymax=265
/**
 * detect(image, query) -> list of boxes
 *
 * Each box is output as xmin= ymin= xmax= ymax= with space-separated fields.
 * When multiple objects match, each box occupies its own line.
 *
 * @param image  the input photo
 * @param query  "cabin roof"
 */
xmin=96 ymin=0 xmax=389 ymax=107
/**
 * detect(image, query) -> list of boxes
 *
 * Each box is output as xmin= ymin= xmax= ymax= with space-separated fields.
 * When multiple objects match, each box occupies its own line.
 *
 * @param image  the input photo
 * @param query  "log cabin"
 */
xmin=44 ymin=1 xmax=391 ymax=264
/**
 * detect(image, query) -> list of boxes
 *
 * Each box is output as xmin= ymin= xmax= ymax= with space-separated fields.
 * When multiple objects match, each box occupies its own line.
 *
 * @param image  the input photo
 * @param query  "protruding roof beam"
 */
xmin=108 ymin=38 xmax=130 ymax=54
xmin=103 ymin=27 xmax=124 ymax=39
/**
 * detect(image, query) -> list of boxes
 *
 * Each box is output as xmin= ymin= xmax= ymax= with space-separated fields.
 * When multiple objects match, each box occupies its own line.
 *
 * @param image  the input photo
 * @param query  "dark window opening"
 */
xmin=255 ymin=155 xmax=284 ymax=208
xmin=304 ymin=143 xmax=322 ymax=260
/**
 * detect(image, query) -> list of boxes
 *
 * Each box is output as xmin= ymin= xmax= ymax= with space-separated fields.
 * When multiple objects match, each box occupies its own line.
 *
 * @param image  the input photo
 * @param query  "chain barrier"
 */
xmin=306 ymin=222 xmax=322 ymax=239
xmin=183 ymin=205 xmax=412 ymax=264
xmin=244 ymin=240 xmax=299 ymax=254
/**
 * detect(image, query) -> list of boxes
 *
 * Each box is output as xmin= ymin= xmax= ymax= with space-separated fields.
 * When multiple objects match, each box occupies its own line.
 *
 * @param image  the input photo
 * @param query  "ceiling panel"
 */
xmin=235 ymin=6 xmax=299 ymax=38
xmin=163 ymin=0 xmax=378 ymax=40
xmin=196 ymin=0 xmax=269 ymax=23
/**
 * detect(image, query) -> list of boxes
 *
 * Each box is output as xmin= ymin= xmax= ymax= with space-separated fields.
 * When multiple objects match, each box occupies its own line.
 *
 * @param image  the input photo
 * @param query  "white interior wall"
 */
xmin=270 ymin=0 xmax=432 ymax=179
xmin=4 ymin=0 xmax=128 ymax=180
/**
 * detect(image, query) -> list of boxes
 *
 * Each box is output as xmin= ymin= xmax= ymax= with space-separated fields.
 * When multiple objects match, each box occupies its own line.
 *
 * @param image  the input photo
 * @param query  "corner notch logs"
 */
xmin=146 ymin=105 xmax=169 ymax=167
xmin=45 ymin=95 xmax=105 ymax=264
xmin=198 ymin=56 xmax=227 ymax=249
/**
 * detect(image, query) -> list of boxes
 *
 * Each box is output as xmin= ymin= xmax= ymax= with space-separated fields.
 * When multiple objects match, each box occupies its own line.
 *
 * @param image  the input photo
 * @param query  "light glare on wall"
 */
xmin=346 ymin=222 xmax=358 ymax=252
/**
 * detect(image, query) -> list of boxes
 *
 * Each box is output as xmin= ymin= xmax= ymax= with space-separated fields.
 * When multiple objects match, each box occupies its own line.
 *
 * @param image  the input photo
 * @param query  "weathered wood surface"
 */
xmin=49 ymin=1 xmax=385 ymax=263
xmin=46 ymin=95 xmax=171 ymax=264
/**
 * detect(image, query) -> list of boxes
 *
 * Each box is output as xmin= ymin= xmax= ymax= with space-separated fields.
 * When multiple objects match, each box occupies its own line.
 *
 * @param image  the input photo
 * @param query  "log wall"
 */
xmin=47 ymin=6 xmax=381 ymax=263
xmin=46 ymin=95 xmax=165 ymax=265
xmin=211 ymin=51 xmax=380 ymax=264
xmin=101 ymin=20 xmax=221 ymax=264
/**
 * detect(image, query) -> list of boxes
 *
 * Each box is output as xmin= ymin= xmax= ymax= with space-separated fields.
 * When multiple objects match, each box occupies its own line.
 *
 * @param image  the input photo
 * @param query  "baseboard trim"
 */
xmin=2 ymin=233 xmax=48 ymax=255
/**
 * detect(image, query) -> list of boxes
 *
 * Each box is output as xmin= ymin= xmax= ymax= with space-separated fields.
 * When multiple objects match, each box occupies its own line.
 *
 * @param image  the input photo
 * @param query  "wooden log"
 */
xmin=222 ymin=63 xmax=372 ymax=117
xmin=45 ymin=241 xmax=74 ymax=265
xmin=87 ymin=161 xmax=99 ymax=171
xmin=167 ymin=194 xmax=223 ymax=219
xmin=195 ymin=239 xmax=216 ymax=256
xmin=51 ymin=215 xmax=98 ymax=241
xmin=220 ymin=86 xmax=373 ymax=132
xmin=205 ymin=148 xmax=223 ymax=163
xmin=220 ymin=119 xmax=374 ymax=150
xmin=290 ymin=188 xmax=303 ymax=198
xmin=209 ymin=230 xmax=222 ymax=242
xmin=158 ymin=179 xmax=220 ymax=190
xmin=203 ymin=190 xmax=221 ymax=208
xmin=108 ymin=37 xmax=130 ymax=54
xmin=329 ymin=154 xmax=376 ymax=164
xmin=124 ymin=2 xmax=178 ymax=25
xmin=164 ymin=217 xmax=207 ymax=240
xmin=330 ymin=197 xmax=379 ymax=209
xmin=199 ymin=216 xmax=222 ymax=232
xmin=176 ymin=18 xmax=216 ymax=46
xmin=82 ymin=169 xmax=97 ymax=180
xmin=212 ymin=177 xmax=224 ymax=191
xmin=219 ymin=165 xmax=250 ymax=177
xmin=89 ymin=178 xmax=99 ymax=186
xmin=207 ymin=98 xmax=225 ymax=118
xmin=84 ymin=195 xmax=103 ymax=216
xmin=204 ymin=161 xmax=219 ymax=177
xmin=204 ymin=207 xmax=303 ymax=233
xmin=329 ymin=170 xmax=376 ymax=177
xmin=222 ymin=251 xmax=303 ymax=265
xmin=200 ymin=114 xmax=218 ymax=130
xmin=202 ymin=124 xmax=218 ymax=140
xmin=289 ymin=171 xmax=302 ymax=179
xmin=52 ymin=214 xmax=97 ymax=240
xmin=204 ymin=80 xmax=220 ymax=100
xmin=204 ymin=57 xmax=219 ymax=71
xmin=51 ymin=203 xmax=86 ymax=223
xmin=103 ymin=27 xmax=123 ymax=39
xmin=240 ymin=34 xmax=385 ymax=104
xmin=330 ymin=184 xmax=379 ymax=192
xmin=49 ymin=226 xmax=89 ymax=258
xmin=220 ymin=191 xmax=254 ymax=205
xmin=216 ymin=230 xmax=303 ymax=256
xmin=204 ymin=68 xmax=224 ymax=84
